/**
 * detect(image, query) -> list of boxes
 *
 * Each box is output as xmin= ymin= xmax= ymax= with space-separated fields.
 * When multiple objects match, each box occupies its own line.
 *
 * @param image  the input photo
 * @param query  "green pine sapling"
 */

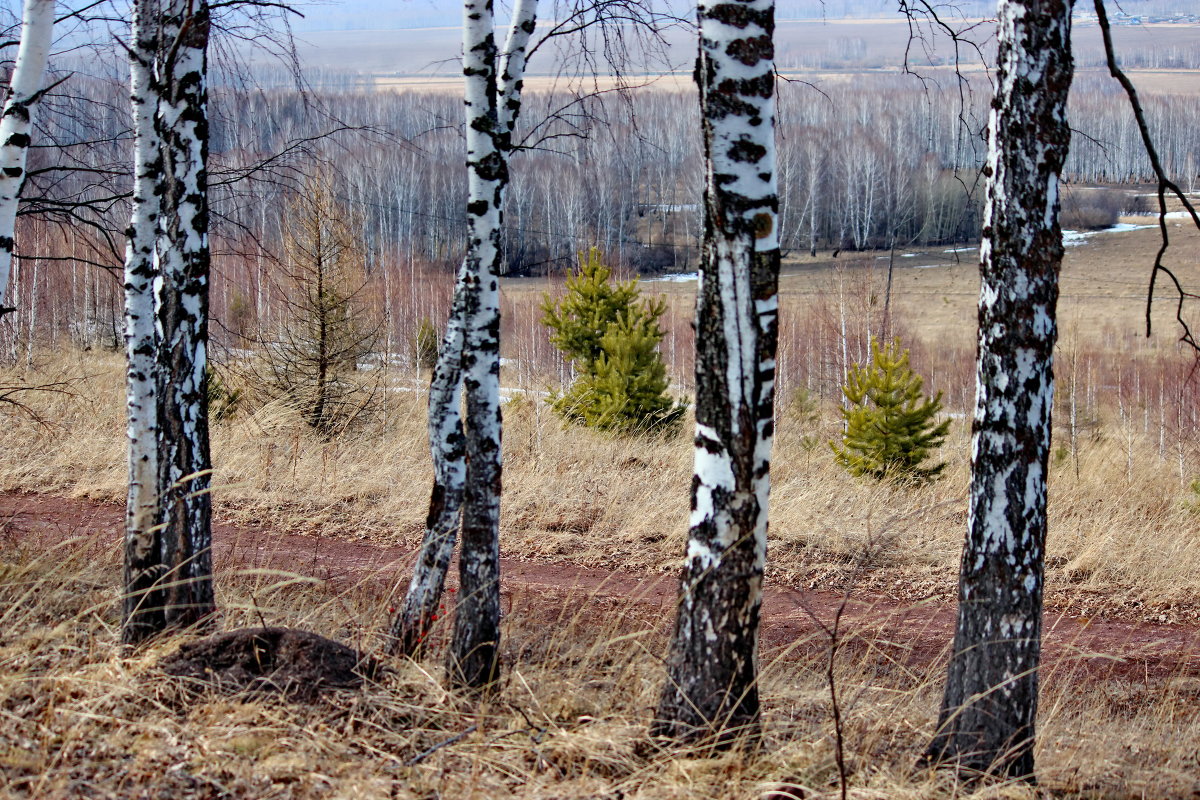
xmin=832 ymin=337 xmax=950 ymax=483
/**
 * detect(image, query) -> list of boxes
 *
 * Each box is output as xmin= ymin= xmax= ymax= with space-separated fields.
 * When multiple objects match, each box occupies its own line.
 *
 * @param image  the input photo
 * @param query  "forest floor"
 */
xmin=5 ymin=490 xmax=1199 ymax=686
xmin=7 ymin=490 xmax=1200 ymax=798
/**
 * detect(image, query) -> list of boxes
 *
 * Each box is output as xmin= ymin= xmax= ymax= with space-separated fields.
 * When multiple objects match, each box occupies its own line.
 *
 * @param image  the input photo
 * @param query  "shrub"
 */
xmin=413 ymin=317 xmax=439 ymax=375
xmin=1060 ymin=186 xmax=1126 ymax=230
xmin=206 ymin=365 xmax=242 ymax=422
xmin=542 ymin=249 xmax=686 ymax=436
xmin=831 ymin=337 xmax=950 ymax=484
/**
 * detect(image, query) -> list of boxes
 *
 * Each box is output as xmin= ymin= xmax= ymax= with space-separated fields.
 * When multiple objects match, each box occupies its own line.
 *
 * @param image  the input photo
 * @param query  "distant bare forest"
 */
xmin=8 ymin=62 xmax=1200 ymax=365
xmin=195 ymin=70 xmax=1200 ymax=276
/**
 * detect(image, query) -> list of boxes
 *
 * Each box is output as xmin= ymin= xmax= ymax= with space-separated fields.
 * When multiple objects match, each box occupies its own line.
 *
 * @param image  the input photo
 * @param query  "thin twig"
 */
xmin=404 ymin=724 xmax=478 ymax=766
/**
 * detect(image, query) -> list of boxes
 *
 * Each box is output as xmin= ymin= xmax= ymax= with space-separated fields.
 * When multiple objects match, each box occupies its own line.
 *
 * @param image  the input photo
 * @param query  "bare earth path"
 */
xmin=3 ymin=491 xmax=1198 ymax=684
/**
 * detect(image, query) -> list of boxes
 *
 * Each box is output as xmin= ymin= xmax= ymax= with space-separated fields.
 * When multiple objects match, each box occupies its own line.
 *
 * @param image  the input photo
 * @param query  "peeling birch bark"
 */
xmin=122 ymin=0 xmax=165 ymax=644
xmin=155 ymin=0 xmax=215 ymax=628
xmin=924 ymin=0 xmax=1073 ymax=779
xmin=653 ymin=0 xmax=780 ymax=744
xmin=0 ymin=0 xmax=55 ymax=314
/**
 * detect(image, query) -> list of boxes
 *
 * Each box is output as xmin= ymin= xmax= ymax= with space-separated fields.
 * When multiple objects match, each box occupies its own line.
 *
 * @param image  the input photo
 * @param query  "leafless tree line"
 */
xmin=15 ymin=54 xmax=1200 ymax=296
xmin=216 ymin=74 xmax=1200 ymax=267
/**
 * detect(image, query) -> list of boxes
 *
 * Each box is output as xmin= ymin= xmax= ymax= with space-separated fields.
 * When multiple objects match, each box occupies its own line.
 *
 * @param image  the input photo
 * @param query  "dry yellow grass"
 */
xmin=317 ymin=17 xmax=1200 ymax=99
xmin=2 ymin=521 xmax=1200 ymax=798
xmin=2 ymin=317 xmax=1200 ymax=796
xmin=3 ymin=342 xmax=1200 ymax=623
xmin=501 ymin=216 xmax=1200 ymax=357
xmin=367 ymin=67 xmax=1200 ymax=98
xmin=370 ymin=73 xmax=698 ymax=94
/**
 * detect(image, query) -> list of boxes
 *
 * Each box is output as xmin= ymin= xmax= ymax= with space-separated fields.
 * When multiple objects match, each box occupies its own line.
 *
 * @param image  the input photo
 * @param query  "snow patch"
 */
xmin=1063 ymin=222 xmax=1156 ymax=246
xmin=645 ymin=272 xmax=698 ymax=283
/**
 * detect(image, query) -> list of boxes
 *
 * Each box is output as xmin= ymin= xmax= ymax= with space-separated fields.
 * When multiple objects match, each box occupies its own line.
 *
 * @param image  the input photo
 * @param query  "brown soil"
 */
xmin=160 ymin=627 xmax=381 ymax=699
xmin=3 ymin=491 xmax=1198 ymax=685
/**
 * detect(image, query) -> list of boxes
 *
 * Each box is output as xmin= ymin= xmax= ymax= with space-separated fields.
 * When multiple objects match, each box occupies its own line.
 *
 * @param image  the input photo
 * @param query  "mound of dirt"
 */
xmin=159 ymin=627 xmax=380 ymax=699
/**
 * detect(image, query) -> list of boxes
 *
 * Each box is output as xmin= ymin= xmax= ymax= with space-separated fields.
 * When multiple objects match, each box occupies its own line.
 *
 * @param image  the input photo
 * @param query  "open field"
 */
xmin=368 ymin=66 xmax=1200 ymax=95
xmin=294 ymin=18 xmax=1200 ymax=97
xmin=7 ymin=205 xmax=1200 ymax=620
xmin=3 ymin=215 xmax=1199 ymax=624
xmin=504 ymin=208 xmax=1200 ymax=356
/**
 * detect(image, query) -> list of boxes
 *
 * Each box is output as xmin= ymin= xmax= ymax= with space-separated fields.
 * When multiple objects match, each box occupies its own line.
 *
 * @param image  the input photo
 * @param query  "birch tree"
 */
xmin=122 ymin=0 xmax=165 ymax=644
xmin=389 ymin=268 xmax=468 ymax=656
xmin=652 ymin=0 xmax=780 ymax=743
xmin=390 ymin=0 xmax=538 ymax=688
xmin=154 ymin=0 xmax=215 ymax=628
xmin=924 ymin=0 xmax=1073 ymax=779
xmin=0 ymin=0 xmax=55 ymax=316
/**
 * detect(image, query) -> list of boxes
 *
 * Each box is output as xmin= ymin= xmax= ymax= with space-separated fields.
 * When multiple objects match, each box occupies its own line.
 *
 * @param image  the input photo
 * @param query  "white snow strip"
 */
xmin=1063 ymin=222 xmax=1156 ymax=246
xmin=645 ymin=272 xmax=699 ymax=283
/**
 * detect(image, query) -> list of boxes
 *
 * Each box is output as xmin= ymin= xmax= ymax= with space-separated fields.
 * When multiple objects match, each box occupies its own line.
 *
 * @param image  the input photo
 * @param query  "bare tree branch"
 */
xmin=1094 ymin=0 xmax=1200 ymax=352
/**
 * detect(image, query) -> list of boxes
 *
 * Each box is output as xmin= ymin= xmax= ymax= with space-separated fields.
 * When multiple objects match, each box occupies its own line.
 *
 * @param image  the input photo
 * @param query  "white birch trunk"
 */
xmin=497 ymin=0 xmax=537 ymax=140
xmin=926 ymin=0 xmax=1074 ymax=779
xmin=392 ymin=0 xmax=537 ymax=686
xmin=0 ymin=0 xmax=55 ymax=314
xmin=390 ymin=266 xmax=468 ymax=655
xmin=446 ymin=0 xmax=506 ymax=689
xmin=122 ymin=0 xmax=165 ymax=644
xmin=654 ymin=0 xmax=780 ymax=743
xmin=494 ymin=0 xmax=537 ymax=265
xmin=155 ymin=0 xmax=215 ymax=627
